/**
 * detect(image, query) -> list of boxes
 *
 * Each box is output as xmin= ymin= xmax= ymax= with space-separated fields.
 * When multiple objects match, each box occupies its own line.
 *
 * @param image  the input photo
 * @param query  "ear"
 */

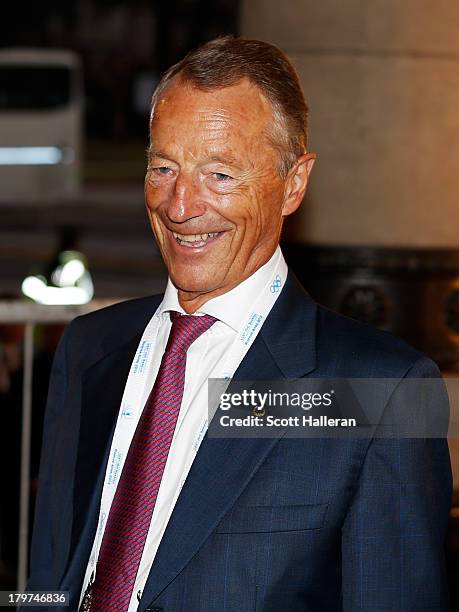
xmin=281 ymin=152 xmax=316 ymax=217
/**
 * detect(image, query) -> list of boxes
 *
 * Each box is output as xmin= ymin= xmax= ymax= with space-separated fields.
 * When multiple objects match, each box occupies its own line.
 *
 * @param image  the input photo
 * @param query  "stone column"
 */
xmin=241 ymin=0 xmax=459 ymax=247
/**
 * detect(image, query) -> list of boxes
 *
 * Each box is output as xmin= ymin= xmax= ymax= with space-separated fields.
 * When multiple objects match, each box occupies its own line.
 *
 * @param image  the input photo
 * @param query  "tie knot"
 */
xmin=166 ymin=311 xmax=217 ymax=353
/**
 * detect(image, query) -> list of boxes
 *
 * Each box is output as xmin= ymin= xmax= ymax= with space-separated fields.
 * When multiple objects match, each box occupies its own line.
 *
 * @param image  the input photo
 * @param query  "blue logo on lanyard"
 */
xmin=270 ymin=274 xmax=282 ymax=293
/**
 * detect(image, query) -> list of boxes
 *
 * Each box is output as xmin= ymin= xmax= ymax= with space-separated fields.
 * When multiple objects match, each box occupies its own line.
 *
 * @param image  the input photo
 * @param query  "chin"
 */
xmin=169 ymin=260 xmax=223 ymax=289
xmin=171 ymin=274 xmax=219 ymax=295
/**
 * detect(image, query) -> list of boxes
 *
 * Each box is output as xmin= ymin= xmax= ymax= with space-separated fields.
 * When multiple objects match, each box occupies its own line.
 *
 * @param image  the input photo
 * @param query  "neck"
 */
xmin=177 ymin=284 xmax=238 ymax=314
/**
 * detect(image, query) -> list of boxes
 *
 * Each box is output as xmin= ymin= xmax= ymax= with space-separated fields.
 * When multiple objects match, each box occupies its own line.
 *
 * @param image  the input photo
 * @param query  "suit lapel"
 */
xmin=61 ymin=297 xmax=162 ymax=587
xmin=60 ymin=333 xmax=141 ymax=591
xmin=72 ymin=335 xmax=142 ymax=547
xmin=139 ymin=272 xmax=318 ymax=607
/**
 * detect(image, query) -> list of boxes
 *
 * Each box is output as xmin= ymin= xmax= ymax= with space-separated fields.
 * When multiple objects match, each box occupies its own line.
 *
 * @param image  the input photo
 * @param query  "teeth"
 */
xmin=172 ymin=231 xmax=219 ymax=244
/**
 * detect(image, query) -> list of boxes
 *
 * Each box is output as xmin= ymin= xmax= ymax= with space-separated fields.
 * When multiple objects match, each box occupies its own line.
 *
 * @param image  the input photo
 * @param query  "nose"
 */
xmin=165 ymin=171 xmax=206 ymax=224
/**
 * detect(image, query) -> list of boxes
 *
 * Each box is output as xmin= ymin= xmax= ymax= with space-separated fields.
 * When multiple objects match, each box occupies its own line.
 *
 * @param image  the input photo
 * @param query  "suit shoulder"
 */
xmin=68 ymin=294 xmax=162 ymax=339
xmin=315 ymin=303 xmax=434 ymax=377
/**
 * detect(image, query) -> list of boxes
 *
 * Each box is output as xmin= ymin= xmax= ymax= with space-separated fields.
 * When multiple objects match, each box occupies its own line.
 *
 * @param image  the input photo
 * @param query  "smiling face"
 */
xmin=145 ymin=78 xmax=315 ymax=312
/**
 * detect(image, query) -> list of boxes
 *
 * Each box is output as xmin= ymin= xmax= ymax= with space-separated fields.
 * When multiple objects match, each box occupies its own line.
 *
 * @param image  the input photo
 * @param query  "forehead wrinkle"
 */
xmin=194 ymin=114 xmax=231 ymax=141
xmin=155 ymin=77 xmax=273 ymax=124
xmin=150 ymin=80 xmax=279 ymax=172
xmin=153 ymin=84 xmax=272 ymax=140
xmin=196 ymin=107 xmax=231 ymax=120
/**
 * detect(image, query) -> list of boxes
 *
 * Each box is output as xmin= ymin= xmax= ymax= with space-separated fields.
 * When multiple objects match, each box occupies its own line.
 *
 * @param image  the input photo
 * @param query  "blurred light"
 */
xmin=22 ymin=275 xmax=93 ymax=305
xmin=52 ymin=258 xmax=85 ymax=287
xmin=22 ymin=275 xmax=47 ymax=297
xmin=22 ymin=250 xmax=94 ymax=305
xmin=0 ymin=146 xmax=64 ymax=165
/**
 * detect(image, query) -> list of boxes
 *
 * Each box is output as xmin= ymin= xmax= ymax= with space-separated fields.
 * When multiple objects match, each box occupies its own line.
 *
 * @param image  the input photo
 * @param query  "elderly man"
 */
xmin=28 ymin=37 xmax=451 ymax=611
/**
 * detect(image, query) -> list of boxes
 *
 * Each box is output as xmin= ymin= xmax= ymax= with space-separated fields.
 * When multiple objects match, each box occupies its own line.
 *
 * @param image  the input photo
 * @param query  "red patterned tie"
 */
xmin=85 ymin=311 xmax=217 ymax=611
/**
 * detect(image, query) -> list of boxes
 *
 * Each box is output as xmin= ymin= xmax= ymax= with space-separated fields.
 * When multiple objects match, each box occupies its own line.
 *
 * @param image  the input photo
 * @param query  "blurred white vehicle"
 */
xmin=0 ymin=49 xmax=83 ymax=203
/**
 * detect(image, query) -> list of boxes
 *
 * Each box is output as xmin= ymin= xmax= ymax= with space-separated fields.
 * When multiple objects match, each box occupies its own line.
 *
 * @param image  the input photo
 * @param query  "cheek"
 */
xmin=145 ymin=178 xmax=174 ymax=212
xmin=257 ymin=180 xmax=285 ymax=221
xmin=214 ymin=188 xmax=261 ymax=223
xmin=145 ymin=184 xmax=158 ymax=213
xmin=234 ymin=187 xmax=274 ymax=233
xmin=144 ymin=188 xmax=169 ymax=242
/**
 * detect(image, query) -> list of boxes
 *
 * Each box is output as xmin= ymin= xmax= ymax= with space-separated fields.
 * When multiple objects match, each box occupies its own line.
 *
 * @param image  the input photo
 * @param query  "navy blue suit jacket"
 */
xmin=27 ymin=272 xmax=452 ymax=611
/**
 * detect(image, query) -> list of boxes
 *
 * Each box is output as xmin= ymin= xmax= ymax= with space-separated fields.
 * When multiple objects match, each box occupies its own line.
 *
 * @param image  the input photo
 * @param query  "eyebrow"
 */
xmin=147 ymin=147 xmax=243 ymax=168
xmin=147 ymin=146 xmax=170 ymax=160
xmin=204 ymin=154 xmax=240 ymax=167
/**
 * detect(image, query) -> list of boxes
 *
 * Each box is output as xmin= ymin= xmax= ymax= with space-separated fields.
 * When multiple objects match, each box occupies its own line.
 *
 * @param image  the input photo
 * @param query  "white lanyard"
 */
xmin=85 ymin=251 xmax=288 ymax=587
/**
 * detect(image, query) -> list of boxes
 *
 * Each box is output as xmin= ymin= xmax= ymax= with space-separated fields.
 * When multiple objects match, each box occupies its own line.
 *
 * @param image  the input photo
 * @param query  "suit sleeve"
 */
xmin=341 ymin=356 xmax=452 ymax=611
xmin=26 ymin=323 xmax=71 ymax=590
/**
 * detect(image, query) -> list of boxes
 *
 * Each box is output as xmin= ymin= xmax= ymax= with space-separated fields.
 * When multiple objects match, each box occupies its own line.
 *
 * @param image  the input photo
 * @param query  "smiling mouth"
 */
xmin=172 ymin=231 xmax=221 ymax=247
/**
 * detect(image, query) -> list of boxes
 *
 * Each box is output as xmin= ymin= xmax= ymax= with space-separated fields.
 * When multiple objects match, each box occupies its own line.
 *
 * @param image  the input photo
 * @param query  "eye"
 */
xmin=213 ymin=172 xmax=232 ymax=181
xmin=146 ymin=165 xmax=175 ymax=185
xmin=154 ymin=166 xmax=173 ymax=175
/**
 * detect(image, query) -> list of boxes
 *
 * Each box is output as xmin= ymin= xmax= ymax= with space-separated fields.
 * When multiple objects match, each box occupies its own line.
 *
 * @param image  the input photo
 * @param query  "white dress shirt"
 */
xmin=80 ymin=246 xmax=288 ymax=611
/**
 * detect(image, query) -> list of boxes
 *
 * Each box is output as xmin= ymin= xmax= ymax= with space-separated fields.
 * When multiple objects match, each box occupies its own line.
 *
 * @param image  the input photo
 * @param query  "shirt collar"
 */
xmin=159 ymin=246 xmax=286 ymax=332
